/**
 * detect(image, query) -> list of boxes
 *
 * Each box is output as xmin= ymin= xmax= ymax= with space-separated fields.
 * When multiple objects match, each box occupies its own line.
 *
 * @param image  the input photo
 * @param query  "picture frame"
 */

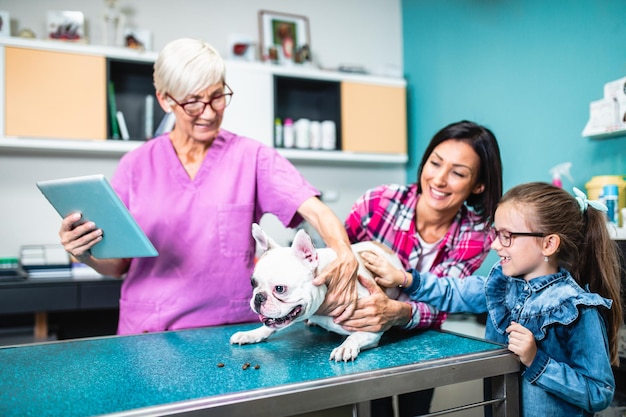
xmin=124 ymin=28 xmax=152 ymax=51
xmin=258 ymin=10 xmax=311 ymax=64
xmin=47 ymin=10 xmax=85 ymax=42
xmin=0 ymin=11 xmax=10 ymax=37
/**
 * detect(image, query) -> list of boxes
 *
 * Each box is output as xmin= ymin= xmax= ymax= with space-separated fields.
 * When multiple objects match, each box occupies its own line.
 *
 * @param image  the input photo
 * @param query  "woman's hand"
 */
xmin=296 ymin=196 xmax=360 ymax=322
xmin=59 ymin=212 xmax=103 ymax=261
xmin=313 ymin=245 xmax=359 ymax=322
xmin=59 ymin=212 xmax=130 ymax=277
xmin=506 ymin=321 xmax=537 ymax=367
xmin=339 ymin=275 xmax=411 ymax=332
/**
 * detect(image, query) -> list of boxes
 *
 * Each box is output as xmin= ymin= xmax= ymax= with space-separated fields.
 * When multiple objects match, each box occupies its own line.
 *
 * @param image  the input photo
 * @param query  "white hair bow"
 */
xmin=573 ymin=187 xmax=608 ymax=213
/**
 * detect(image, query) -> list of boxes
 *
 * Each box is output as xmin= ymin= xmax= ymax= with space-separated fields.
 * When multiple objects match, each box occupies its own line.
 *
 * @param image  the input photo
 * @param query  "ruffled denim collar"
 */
xmin=485 ymin=265 xmax=612 ymax=341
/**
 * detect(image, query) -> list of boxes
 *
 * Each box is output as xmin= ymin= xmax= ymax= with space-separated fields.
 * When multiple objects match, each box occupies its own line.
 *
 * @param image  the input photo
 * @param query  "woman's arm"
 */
xmin=297 ymin=196 xmax=359 ymax=322
xmin=59 ymin=212 xmax=131 ymax=277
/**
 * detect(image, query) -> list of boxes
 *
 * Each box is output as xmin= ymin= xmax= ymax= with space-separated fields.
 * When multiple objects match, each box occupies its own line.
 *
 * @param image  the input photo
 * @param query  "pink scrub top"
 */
xmin=111 ymin=130 xmax=319 ymax=334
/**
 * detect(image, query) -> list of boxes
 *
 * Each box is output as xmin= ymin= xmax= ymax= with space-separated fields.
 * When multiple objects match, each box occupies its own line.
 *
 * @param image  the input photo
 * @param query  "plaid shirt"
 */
xmin=345 ymin=183 xmax=493 ymax=329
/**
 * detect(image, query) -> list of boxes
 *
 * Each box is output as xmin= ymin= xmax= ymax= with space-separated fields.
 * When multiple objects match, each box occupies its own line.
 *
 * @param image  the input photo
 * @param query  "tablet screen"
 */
xmin=37 ymin=174 xmax=158 ymax=259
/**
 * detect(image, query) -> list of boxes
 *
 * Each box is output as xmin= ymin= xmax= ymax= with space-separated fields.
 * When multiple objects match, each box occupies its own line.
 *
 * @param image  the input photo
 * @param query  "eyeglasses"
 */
xmin=167 ymin=84 xmax=233 ymax=116
xmin=489 ymin=228 xmax=545 ymax=248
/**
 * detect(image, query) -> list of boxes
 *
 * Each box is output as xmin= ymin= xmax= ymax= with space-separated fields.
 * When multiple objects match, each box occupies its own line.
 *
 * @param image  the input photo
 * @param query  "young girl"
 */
xmin=360 ymin=182 xmax=623 ymax=417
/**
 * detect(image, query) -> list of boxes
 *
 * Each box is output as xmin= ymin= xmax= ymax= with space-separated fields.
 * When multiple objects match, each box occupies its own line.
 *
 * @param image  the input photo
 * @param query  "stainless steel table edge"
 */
xmin=103 ymin=348 xmax=520 ymax=417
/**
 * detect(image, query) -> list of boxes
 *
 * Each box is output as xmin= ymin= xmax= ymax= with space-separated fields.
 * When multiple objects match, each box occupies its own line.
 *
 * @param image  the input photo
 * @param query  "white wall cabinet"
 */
xmin=0 ymin=37 xmax=407 ymax=164
xmin=0 ymin=38 xmax=408 ymax=257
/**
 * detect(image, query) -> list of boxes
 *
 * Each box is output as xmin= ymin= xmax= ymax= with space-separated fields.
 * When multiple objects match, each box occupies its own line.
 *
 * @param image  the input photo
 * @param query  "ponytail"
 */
xmin=579 ymin=206 xmax=623 ymax=366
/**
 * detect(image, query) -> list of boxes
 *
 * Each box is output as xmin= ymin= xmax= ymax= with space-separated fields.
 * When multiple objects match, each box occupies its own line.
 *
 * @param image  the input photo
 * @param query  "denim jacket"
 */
xmin=405 ymin=264 xmax=615 ymax=417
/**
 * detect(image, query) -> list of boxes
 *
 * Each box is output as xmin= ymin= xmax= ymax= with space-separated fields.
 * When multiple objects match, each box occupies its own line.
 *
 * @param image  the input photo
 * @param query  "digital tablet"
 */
xmin=36 ymin=174 xmax=158 ymax=259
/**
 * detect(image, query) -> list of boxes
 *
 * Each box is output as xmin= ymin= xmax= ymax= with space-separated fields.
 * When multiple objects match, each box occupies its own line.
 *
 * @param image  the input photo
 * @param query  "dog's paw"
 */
xmin=328 ymin=332 xmax=382 ymax=362
xmin=329 ymin=340 xmax=361 ymax=362
xmin=230 ymin=331 xmax=258 ymax=345
xmin=230 ymin=327 xmax=275 ymax=345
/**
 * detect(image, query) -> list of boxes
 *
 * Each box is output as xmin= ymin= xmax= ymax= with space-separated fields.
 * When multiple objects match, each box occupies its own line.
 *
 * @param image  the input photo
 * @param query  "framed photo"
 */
xmin=258 ymin=10 xmax=311 ymax=64
xmin=0 ymin=11 xmax=9 ymax=37
xmin=47 ymin=10 xmax=85 ymax=42
xmin=124 ymin=28 xmax=152 ymax=51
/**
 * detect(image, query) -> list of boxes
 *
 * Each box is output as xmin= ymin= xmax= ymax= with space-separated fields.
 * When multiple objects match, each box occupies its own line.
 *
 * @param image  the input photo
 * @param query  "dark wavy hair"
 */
xmin=416 ymin=120 xmax=503 ymax=223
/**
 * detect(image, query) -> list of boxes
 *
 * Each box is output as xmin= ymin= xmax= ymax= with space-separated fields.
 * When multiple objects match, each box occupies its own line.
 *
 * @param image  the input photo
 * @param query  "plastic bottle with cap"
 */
xmin=321 ymin=120 xmax=337 ymax=150
xmin=283 ymin=118 xmax=295 ymax=148
xmin=274 ymin=118 xmax=283 ymax=148
xmin=309 ymin=121 xmax=322 ymax=149
xmin=602 ymin=184 xmax=619 ymax=225
xmin=295 ymin=118 xmax=311 ymax=149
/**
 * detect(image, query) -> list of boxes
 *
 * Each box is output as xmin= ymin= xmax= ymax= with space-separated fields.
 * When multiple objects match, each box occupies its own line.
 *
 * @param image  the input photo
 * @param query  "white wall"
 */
xmin=0 ymin=150 xmax=405 ymax=257
xmin=0 ymin=1 xmax=405 ymax=257
xmin=0 ymin=0 xmax=403 ymax=74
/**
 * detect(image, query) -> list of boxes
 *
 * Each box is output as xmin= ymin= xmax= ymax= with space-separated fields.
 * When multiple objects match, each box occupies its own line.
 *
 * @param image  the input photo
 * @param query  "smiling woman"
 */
xmin=342 ymin=120 xmax=503 ymax=417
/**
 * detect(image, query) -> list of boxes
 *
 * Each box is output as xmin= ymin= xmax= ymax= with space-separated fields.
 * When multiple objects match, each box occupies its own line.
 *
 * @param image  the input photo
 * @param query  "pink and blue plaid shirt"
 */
xmin=345 ymin=183 xmax=493 ymax=329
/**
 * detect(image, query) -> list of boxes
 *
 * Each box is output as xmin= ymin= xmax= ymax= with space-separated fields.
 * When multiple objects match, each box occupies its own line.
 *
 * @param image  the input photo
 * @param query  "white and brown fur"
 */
xmin=230 ymin=223 xmax=406 ymax=361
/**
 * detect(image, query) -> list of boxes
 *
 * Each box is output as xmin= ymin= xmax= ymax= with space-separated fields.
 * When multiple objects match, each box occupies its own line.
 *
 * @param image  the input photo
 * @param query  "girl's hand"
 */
xmin=506 ymin=321 xmax=537 ymax=367
xmin=359 ymin=250 xmax=410 ymax=288
xmin=339 ymin=275 xmax=409 ymax=332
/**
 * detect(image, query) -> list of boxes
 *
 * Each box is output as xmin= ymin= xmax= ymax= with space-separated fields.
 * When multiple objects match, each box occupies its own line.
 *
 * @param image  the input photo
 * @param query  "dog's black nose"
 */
xmin=254 ymin=292 xmax=267 ymax=311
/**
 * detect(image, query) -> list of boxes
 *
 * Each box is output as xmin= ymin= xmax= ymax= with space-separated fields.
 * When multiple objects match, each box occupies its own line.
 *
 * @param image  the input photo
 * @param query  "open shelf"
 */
xmin=0 ymin=137 xmax=407 ymax=165
xmin=583 ymin=127 xmax=626 ymax=140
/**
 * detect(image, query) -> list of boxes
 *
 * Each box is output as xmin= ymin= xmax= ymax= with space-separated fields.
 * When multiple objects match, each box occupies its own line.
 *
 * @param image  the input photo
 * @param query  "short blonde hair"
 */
xmin=153 ymin=38 xmax=225 ymax=100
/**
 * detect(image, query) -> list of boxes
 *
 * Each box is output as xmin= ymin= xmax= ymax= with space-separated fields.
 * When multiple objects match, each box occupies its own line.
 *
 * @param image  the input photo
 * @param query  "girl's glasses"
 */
xmin=489 ymin=228 xmax=545 ymax=248
xmin=167 ymin=84 xmax=233 ymax=116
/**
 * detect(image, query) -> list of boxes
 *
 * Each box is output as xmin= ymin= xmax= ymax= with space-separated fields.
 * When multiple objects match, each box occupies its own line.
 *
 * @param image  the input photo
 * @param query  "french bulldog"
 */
xmin=229 ymin=223 xmax=406 ymax=362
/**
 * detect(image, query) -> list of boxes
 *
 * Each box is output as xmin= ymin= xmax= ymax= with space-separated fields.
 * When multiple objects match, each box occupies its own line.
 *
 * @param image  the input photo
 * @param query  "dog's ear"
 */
xmin=292 ymin=229 xmax=318 ymax=269
xmin=252 ymin=223 xmax=281 ymax=252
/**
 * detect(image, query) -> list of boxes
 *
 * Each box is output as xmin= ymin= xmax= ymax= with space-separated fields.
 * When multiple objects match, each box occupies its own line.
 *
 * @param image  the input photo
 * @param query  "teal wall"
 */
xmin=402 ymin=0 xmax=626 ymax=189
xmin=401 ymin=0 xmax=626 ymax=272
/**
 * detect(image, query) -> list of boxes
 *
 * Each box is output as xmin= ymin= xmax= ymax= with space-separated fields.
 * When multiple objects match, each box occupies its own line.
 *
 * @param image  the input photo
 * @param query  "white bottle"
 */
xmin=321 ymin=120 xmax=337 ymax=150
xmin=309 ymin=121 xmax=322 ymax=149
xmin=283 ymin=118 xmax=295 ymax=148
xmin=295 ymin=118 xmax=311 ymax=149
xmin=274 ymin=118 xmax=283 ymax=147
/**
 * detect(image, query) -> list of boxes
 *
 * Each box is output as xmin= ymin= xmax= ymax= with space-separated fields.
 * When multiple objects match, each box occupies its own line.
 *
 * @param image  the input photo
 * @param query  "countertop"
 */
xmin=0 ymin=322 xmax=517 ymax=417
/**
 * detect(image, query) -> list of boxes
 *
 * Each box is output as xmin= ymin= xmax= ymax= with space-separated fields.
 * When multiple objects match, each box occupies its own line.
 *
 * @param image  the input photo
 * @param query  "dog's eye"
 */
xmin=274 ymin=285 xmax=286 ymax=294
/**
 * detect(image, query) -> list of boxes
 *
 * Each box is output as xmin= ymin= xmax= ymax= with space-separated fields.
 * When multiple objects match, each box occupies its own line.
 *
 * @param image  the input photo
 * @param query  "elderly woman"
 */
xmin=59 ymin=38 xmax=358 ymax=335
